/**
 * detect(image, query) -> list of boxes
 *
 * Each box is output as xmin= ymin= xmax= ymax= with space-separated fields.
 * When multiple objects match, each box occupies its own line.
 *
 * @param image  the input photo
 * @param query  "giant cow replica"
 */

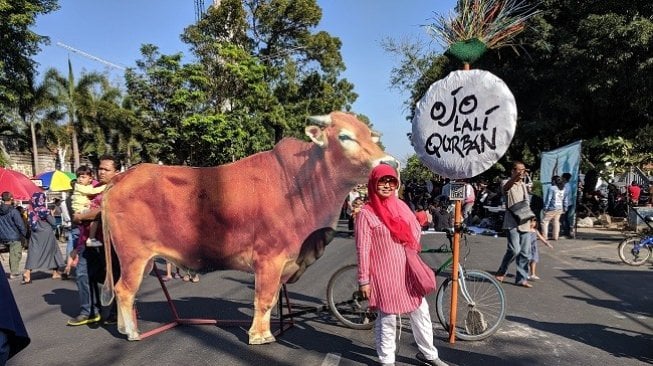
xmin=100 ymin=111 xmax=396 ymax=344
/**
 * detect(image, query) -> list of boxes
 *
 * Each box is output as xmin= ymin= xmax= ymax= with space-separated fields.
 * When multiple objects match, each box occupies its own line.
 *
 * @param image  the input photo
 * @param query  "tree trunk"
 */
xmin=71 ymin=124 xmax=80 ymax=170
xmin=57 ymin=146 xmax=68 ymax=171
xmin=29 ymin=119 xmax=39 ymax=176
xmin=273 ymin=125 xmax=283 ymax=144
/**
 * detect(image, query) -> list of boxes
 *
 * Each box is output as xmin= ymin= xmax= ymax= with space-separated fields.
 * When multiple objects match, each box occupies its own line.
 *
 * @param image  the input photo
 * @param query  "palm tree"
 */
xmin=43 ymin=59 xmax=104 ymax=169
xmin=75 ymin=76 xmax=144 ymax=167
xmin=0 ymin=111 xmax=30 ymax=169
xmin=17 ymin=79 xmax=53 ymax=175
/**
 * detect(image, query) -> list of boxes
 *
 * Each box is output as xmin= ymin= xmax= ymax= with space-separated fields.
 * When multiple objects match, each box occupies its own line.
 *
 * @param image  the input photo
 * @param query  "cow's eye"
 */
xmin=338 ymin=134 xmax=354 ymax=142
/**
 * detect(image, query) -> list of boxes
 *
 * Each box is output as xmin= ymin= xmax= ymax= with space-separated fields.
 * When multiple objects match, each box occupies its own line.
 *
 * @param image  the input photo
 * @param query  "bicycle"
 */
xmin=617 ymin=212 xmax=653 ymax=266
xmin=326 ymin=228 xmax=506 ymax=341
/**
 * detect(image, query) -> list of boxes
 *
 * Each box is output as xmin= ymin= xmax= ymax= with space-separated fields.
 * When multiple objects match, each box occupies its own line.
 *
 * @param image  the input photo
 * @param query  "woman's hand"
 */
xmin=359 ymin=284 xmax=370 ymax=299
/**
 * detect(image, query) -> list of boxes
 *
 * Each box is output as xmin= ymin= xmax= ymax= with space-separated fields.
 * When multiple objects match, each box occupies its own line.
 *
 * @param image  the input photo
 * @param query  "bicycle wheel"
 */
xmin=435 ymin=269 xmax=506 ymax=341
xmin=326 ymin=264 xmax=375 ymax=330
xmin=618 ymin=236 xmax=652 ymax=266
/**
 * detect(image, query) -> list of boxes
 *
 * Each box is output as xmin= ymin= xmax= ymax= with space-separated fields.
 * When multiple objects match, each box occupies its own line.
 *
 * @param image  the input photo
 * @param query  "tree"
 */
xmin=475 ymin=0 xmax=653 ymax=160
xmin=126 ymin=0 xmax=358 ymax=166
xmin=386 ymin=0 xmax=653 ymax=177
xmin=125 ymin=45 xmax=212 ymax=165
xmin=0 ymin=0 xmax=59 ymax=118
xmin=43 ymin=60 xmax=105 ymax=169
xmin=401 ymin=155 xmax=439 ymax=183
xmin=16 ymin=79 xmax=54 ymax=175
xmin=74 ymin=76 xmax=137 ymax=165
xmin=182 ymin=0 xmax=357 ymax=142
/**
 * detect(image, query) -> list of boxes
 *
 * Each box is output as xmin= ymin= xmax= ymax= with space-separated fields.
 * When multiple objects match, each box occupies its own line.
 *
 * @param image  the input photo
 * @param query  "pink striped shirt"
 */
xmin=355 ymin=204 xmax=423 ymax=314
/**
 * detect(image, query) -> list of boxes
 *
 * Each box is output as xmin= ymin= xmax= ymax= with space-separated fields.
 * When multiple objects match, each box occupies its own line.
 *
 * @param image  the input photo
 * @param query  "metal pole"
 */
xmin=448 ymin=199 xmax=462 ymax=343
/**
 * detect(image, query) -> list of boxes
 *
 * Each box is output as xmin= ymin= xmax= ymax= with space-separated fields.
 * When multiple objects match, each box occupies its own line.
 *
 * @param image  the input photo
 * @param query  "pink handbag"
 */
xmin=405 ymin=247 xmax=436 ymax=296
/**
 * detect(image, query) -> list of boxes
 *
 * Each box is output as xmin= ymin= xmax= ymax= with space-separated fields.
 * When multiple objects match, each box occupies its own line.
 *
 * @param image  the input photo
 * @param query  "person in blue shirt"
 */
xmin=542 ymin=176 xmax=569 ymax=241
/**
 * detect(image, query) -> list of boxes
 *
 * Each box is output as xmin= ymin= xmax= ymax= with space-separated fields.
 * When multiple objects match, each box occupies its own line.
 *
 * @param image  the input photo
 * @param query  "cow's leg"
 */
xmin=248 ymin=259 xmax=286 ymax=345
xmin=114 ymin=254 xmax=151 ymax=341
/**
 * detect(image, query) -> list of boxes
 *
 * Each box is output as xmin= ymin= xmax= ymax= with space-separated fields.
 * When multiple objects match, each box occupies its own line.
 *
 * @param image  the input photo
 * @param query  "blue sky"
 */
xmin=33 ymin=0 xmax=457 ymax=162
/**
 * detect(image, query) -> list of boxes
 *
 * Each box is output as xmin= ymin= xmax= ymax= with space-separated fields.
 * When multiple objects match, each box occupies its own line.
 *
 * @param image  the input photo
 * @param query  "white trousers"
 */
xmin=375 ymin=298 xmax=439 ymax=364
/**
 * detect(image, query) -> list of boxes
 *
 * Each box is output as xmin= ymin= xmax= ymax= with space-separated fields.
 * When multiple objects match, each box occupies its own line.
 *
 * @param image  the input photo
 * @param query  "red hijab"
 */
xmin=366 ymin=164 xmax=420 ymax=251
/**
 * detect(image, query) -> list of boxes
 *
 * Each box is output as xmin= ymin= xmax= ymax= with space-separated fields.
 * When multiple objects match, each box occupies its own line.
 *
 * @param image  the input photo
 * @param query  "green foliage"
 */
xmin=583 ymin=135 xmax=653 ymax=176
xmin=42 ymin=63 xmax=108 ymax=168
xmin=3 ymin=0 xmax=358 ymax=169
xmin=0 ymin=0 xmax=59 ymax=112
xmin=387 ymin=0 xmax=653 ymax=180
xmin=400 ymin=155 xmax=439 ymax=183
xmin=183 ymin=0 xmax=356 ymax=143
xmin=125 ymin=0 xmax=357 ymax=166
xmin=126 ymin=43 xmax=276 ymax=166
xmin=125 ymin=46 xmax=207 ymax=165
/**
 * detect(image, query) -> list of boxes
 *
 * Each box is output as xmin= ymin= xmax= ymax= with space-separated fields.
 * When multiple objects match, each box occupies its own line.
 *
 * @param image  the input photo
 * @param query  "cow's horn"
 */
xmin=307 ymin=115 xmax=332 ymax=126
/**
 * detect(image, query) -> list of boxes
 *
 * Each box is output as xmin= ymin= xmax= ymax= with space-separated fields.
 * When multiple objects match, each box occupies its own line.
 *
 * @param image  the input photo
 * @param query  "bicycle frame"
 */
xmin=420 ymin=245 xmax=453 ymax=275
xmin=626 ymin=207 xmax=653 ymax=248
xmin=327 ymin=228 xmax=506 ymax=340
xmin=421 ymin=232 xmax=477 ymax=307
xmin=633 ymin=235 xmax=653 ymax=249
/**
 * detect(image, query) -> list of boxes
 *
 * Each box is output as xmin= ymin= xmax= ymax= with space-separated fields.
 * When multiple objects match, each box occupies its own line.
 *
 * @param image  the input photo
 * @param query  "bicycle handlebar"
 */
xmin=420 ymin=244 xmax=452 ymax=254
xmin=420 ymin=228 xmax=472 ymax=261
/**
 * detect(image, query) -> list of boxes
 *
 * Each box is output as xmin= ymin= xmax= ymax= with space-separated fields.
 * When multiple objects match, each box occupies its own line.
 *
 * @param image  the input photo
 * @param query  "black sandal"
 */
xmin=21 ymin=276 xmax=32 ymax=284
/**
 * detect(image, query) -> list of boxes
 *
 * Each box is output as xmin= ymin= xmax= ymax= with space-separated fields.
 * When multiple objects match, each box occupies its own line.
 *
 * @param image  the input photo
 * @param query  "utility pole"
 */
xmin=194 ymin=0 xmax=205 ymax=22
xmin=194 ymin=0 xmax=222 ymax=22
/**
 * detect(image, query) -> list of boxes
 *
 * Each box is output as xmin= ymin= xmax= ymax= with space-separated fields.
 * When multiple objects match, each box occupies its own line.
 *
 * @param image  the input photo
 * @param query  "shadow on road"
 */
xmin=42 ymin=288 xmax=83 ymax=318
xmin=507 ymin=315 xmax=652 ymax=364
xmin=562 ymin=269 xmax=653 ymax=321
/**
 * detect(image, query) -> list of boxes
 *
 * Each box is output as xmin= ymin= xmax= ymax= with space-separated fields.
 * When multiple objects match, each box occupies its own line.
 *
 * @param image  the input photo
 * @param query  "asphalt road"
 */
xmin=2 ymin=224 xmax=652 ymax=366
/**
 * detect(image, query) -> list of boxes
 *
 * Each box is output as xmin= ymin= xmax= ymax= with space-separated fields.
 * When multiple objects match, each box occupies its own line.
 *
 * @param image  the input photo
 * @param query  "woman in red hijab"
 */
xmin=356 ymin=164 xmax=447 ymax=366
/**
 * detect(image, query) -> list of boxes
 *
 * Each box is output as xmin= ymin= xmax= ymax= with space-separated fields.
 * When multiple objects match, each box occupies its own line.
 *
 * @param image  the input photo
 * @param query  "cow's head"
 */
xmin=305 ymin=112 xmax=397 ymax=176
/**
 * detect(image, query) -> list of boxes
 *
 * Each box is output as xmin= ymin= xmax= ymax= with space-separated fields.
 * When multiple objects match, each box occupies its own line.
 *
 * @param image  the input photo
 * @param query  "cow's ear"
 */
xmin=305 ymin=125 xmax=327 ymax=147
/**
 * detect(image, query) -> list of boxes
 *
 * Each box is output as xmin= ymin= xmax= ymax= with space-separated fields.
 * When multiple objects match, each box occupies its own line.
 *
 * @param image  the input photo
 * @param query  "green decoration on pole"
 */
xmin=426 ymin=0 xmax=541 ymax=66
xmin=445 ymin=38 xmax=488 ymax=64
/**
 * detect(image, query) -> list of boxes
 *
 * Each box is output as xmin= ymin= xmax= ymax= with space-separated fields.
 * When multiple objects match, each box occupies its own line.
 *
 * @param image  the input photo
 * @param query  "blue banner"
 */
xmin=540 ymin=140 xmax=582 ymax=209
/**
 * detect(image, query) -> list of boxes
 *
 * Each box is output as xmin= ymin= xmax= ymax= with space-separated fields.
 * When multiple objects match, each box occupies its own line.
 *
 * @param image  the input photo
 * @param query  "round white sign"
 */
xmin=411 ymin=69 xmax=517 ymax=179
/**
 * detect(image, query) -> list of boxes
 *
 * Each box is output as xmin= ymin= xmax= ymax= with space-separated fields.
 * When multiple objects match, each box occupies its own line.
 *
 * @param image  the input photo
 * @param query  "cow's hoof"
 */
xmin=248 ymin=334 xmax=275 ymax=345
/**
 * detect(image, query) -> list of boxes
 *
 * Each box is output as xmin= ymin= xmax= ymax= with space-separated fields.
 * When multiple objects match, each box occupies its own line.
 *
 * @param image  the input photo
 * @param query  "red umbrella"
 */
xmin=0 ymin=167 xmax=44 ymax=200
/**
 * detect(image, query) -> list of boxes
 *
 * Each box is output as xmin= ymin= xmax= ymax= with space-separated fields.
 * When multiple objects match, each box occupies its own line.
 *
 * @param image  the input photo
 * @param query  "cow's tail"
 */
xmin=100 ymin=182 xmax=116 ymax=307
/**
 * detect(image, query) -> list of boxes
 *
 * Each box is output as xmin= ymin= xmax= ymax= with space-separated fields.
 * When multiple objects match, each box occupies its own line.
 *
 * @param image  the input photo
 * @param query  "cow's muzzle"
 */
xmin=374 ymin=156 xmax=399 ymax=170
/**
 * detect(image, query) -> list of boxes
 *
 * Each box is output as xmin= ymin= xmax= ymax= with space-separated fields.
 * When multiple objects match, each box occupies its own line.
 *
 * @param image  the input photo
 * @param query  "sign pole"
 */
xmin=447 ymin=182 xmax=466 ymax=343
xmin=447 ymin=61 xmax=470 ymax=344
xmin=414 ymin=0 xmax=535 ymax=342
xmin=448 ymin=199 xmax=462 ymax=343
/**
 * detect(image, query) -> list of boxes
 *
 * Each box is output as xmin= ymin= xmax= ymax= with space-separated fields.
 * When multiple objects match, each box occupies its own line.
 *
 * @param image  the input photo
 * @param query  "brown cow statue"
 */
xmin=100 ymin=111 xmax=397 ymax=344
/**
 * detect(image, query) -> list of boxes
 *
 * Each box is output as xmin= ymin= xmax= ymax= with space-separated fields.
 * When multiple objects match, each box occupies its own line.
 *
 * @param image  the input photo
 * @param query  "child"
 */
xmin=71 ymin=166 xmax=105 ymax=248
xmin=528 ymin=218 xmax=553 ymax=280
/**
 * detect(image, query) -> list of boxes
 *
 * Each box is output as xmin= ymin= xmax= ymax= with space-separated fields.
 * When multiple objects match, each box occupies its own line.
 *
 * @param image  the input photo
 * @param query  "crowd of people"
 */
xmin=343 ymin=176 xmax=508 ymax=236
xmin=4 ymin=154 xmax=645 ymax=365
xmin=0 ymin=155 xmax=181 ymax=362
xmin=343 ymin=162 xmax=562 ymax=364
xmin=343 ymin=161 xmax=565 ymax=309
